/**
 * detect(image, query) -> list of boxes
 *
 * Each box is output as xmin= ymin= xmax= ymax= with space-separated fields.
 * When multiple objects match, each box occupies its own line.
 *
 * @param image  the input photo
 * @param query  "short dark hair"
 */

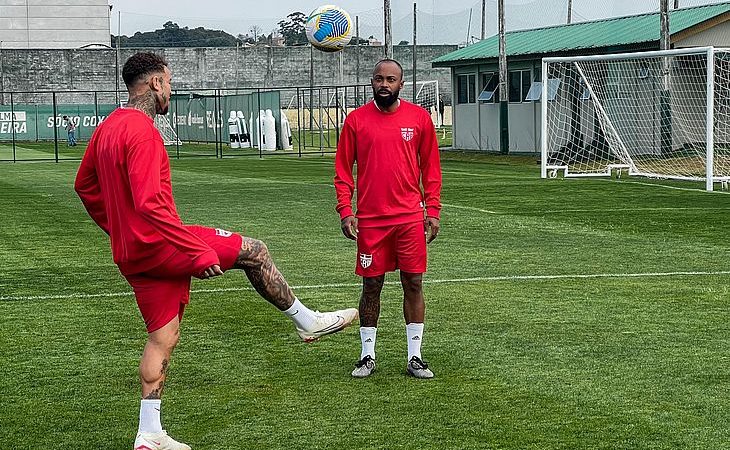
xmin=373 ymin=59 xmax=403 ymax=79
xmin=122 ymin=52 xmax=168 ymax=88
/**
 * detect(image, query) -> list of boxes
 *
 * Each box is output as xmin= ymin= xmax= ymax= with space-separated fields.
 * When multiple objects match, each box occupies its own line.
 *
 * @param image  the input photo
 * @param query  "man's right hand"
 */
xmin=197 ymin=264 xmax=224 ymax=279
xmin=341 ymin=215 xmax=358 ymax=240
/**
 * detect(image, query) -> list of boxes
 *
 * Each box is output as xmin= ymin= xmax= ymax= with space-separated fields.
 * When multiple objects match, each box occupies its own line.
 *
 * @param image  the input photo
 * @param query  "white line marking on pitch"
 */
xmin=3 ymin=270 xmax=730 ymax=302
xmin=591 ymin=177 xmax=730 ymax=194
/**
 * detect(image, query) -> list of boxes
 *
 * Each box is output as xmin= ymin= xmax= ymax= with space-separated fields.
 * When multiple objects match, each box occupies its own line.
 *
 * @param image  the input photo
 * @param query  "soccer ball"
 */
xmin=305 ymin=5 xmax=353 ymax=53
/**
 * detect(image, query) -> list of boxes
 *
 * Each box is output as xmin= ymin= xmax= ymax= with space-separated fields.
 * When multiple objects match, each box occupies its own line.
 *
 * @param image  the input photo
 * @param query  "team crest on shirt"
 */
xmin=401 ymin=127 xmax=414 ymax=142
xmin=360 ymin=253 xmax=373 ymax=269
xmin=215 ymin=228 xmax=232 ymax=237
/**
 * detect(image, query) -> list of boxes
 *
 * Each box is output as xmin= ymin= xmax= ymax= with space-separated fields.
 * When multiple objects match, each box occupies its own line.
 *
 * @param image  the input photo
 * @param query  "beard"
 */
xmin=373 ymin=88 xmax=400 ymax=109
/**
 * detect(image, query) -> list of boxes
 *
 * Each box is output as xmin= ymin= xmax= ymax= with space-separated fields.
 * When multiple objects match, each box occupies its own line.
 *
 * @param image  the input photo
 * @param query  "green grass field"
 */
xmin=0 ymin=149 xmax=728 ymax=449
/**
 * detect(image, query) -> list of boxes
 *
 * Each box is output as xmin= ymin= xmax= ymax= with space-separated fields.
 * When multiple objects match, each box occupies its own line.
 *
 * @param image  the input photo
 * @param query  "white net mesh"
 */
xmin=543 ymin=48 xmax=730 ymax=188
xmin=154 ymin=114 xmax=181 ymax=146
xmin=402 ymin=80 xmax=440 ymax=126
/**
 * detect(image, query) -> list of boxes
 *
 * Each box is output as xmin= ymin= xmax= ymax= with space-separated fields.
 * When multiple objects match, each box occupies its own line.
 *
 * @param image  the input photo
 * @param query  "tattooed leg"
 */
xmin=360 ymin=275 xmax=385 ymax=328
xmin=233 ymin=237 xmax=296 ymax=311
xmin=139 ymin=316 xmax=180 ymax=399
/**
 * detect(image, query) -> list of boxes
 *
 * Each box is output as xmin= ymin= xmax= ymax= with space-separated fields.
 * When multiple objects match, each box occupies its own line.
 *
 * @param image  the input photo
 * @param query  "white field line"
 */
xmin=443 ymin=168 xmax=730 ymax=194
xmin=3 ymin=270 xmax=730 ymax=302
xmin=442 ymin=203 xmax=499 ymax=214
xmin=588 ymin=177 xmax=730 ymax=194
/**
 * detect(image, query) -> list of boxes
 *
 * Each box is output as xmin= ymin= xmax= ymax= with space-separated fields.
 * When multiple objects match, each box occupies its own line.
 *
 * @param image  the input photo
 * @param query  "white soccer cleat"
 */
xmin=296 ymin=308 xmax=359 ymax=343
xmin=351 ymin=355 xmax=376 ymax=378
xmin=134 ymin=430 xmax=191 ymax=450
xmin=406 ymin=356 xmax=434 ymax=379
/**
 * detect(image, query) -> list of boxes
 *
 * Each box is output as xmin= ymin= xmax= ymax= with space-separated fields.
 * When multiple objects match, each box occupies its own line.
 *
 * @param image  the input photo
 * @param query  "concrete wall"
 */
xmin=0 ymin=0 xmax=110 ymax=49
xmin=0 ymin=45 xmax=456 ymax=101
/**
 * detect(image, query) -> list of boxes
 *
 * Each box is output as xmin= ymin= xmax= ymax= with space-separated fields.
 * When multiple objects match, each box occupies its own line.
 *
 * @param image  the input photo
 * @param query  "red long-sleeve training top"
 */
xmin=74 ymin=108 xmax=219 ymax=276
xmin=334 ymin=99 xmax=442 ymax=227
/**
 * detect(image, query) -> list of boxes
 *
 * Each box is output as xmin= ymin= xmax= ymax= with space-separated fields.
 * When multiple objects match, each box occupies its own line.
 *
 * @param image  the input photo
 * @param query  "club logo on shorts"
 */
xmin=359 ymin=253 xmax=373 ymax=269
xmin=215 ymin=228 xmax=232 ymax=237
xmin=401 ymin=127 xmax=414 ymax=142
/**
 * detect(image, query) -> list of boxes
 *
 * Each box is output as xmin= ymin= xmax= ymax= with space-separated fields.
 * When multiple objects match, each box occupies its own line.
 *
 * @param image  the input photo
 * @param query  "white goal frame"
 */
xmin=541 ymin=47 xmax=730 ymax=191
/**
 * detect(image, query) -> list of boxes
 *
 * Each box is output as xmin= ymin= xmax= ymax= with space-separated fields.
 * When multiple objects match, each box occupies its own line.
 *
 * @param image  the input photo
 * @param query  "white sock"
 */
xmin=360 ymin=327 xmax=377 ymax=360
xmin=406 ymin=323 xmax=424 ymax=361
xmin=138 ymin=399 xmax=162 ymax=434
xmin=283 ymin=298 xmax=318 ymax=330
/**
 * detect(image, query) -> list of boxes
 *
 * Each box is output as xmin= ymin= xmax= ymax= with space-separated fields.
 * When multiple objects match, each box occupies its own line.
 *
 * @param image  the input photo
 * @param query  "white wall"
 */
xmin=676 ymin=20 xmax=730 ymax=48
xmin=0 ymin=0 xmax=110 ymax=49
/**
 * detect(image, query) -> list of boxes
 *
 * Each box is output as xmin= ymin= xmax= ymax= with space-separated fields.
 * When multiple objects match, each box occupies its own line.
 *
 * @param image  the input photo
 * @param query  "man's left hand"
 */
xmin=425 ymin=216 xmax=440 ymax=243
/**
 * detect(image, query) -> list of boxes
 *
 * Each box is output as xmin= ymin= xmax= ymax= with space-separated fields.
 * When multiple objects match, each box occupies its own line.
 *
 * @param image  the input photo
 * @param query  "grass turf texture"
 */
xmin=0 ymin=152 xmax=728 ymax=449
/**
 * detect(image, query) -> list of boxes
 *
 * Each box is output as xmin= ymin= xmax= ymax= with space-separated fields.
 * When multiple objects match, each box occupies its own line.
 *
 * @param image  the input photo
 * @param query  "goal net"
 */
xmin=154 ymin=114 xmax=182 ymax=146
xmin=119 ymin=100 xmax=181 ymax=146
xmin=403 ymin=80 xmax=440 ymax=127
xmin=542 ymin=47 xmax=730 ymax=191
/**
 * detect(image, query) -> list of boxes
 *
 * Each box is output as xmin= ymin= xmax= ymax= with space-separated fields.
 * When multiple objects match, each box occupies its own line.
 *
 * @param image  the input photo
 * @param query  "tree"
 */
xmin=112 ymin=22 xmax=240 ymax=48
xmin=278 ymin=12 xmax=308 ymax=46
xmin=249 ymin=25 xmax=262 ymax=42
xmin=398 ymin=40 xmax=409 ymax=45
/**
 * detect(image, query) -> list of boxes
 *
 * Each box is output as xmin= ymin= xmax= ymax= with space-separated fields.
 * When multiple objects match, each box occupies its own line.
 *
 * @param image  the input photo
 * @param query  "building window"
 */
xmin=508 ymin=69 xmax=532 ymax=103
xmin=457 ymin=75 xmax=468 ymax=104
xmin=457 ymin=74 xmax=477 ymax=104
xmin=525 ymin=78 xmax=562 ymax=101
xmin=478 ymin=72 xmax=499 ymax=103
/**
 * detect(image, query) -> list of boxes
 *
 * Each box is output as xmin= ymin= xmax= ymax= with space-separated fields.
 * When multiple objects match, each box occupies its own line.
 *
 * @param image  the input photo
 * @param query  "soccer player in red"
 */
xmin=334 ymin=59 xmax=442 ymax=379
xmin=74 ymin=52 xmax=357 ymax=450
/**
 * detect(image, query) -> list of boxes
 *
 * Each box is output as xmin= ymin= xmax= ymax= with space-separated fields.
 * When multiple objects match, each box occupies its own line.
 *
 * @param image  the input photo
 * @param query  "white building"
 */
xmin=0 ymin=0 xmax=110 ymax=49
xmin=432 ymin=2 xmax=730 ymax=153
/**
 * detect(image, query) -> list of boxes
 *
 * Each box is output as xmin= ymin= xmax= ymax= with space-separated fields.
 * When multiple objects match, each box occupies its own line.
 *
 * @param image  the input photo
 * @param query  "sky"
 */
xmin=109 ymin=0 xmax=722 ymax=45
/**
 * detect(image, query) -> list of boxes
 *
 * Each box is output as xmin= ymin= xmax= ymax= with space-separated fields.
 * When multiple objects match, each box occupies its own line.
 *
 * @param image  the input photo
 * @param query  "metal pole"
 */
xmin=235 ymin=42 xmax=239 ymax=89
xmin=10 ymin=92 xmax=16 ymax=162
xmin=52 ymin=92 xmax=59 ymax=163
xmin=309 ymin=44 xmax=314 ymax=131
xmin=660 ymin=0 xmax=671 ymax=157
xmin=384 ymin=0 xmax=393 ymax=59
xmin=296 ymin=87 xmax=302 ymax=156
xmin=466 ymin=9 xmax=472 ymax=45
xmin=567 ymin=0 xmax=573 ymax=24
xmin=481 ymin=0 xmax=486 ymax=39
xmin=412 ymin=2 xmax=417 ymax=104
xmin=257 ymin=88 xmax=263 ymax=158
xmin=498 ymin=0 xmax=509 ymax=154
xmin=173 ymin=90 xmax=180 ymax=158
xmin=214 ymin=89 xmax=220 ymax=158
xmin=116 ymin=11 xmax=121 ymax=105
xmin=660 ymin=0 xmax=670 ymax=51
xmin=356 ymin=16 xmax=360 ymax=84
xmin=0 ymin=41 xmax=4 ymax=105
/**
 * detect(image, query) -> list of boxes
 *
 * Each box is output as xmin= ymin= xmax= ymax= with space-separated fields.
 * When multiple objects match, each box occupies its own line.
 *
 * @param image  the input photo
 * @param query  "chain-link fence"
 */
xmin=0 ymin=82 xmax=448 ymax=162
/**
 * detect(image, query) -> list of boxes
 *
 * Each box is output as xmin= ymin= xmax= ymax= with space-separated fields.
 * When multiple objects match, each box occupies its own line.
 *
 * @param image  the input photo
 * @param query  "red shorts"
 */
xmin=124 ymin=225 xmax=243 ymax=333
xmin=356 ymin=221 xmax=427 ymax=277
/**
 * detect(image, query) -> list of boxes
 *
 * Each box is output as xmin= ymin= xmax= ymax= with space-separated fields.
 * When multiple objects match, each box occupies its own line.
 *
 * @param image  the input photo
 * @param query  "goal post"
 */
xmin=403 ymin=80 xmax=440 ymax=127
xmin=541 ymin=46 xmax=730 ymax=191
xmin=154 ymin=114 xmax=182 ymax=146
